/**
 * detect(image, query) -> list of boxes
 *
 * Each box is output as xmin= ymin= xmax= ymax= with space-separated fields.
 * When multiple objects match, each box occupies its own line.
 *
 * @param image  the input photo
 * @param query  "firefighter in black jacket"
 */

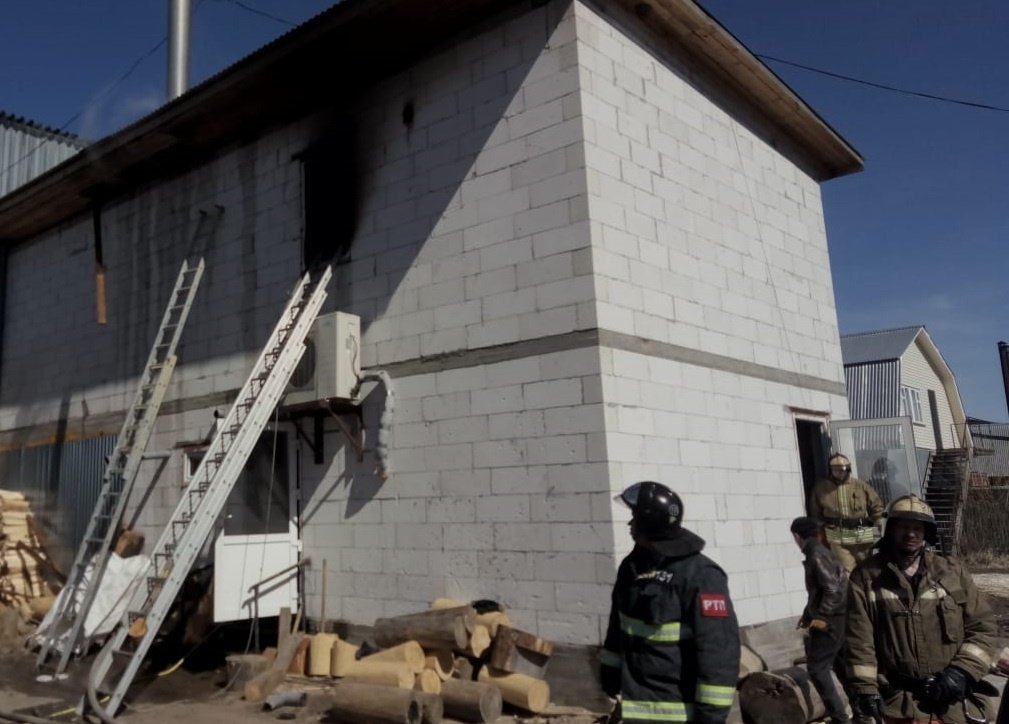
xmin=600 ymin=482 xmax=740 ymax=723
xmin=791 ymin=516 xmax=851 ymax=724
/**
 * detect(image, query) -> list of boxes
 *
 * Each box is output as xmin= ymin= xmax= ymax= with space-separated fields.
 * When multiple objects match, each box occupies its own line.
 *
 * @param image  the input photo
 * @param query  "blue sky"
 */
xmin=699 ymin=0 xmax=1009 ymax=423
xmin=2 ymin=1 xmax=1007 ymax=421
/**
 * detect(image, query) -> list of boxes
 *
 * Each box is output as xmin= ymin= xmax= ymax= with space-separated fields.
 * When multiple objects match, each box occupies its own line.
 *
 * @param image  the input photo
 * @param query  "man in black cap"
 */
xmin=791 ymin=516 xmax=850 ymax=724
xmin=600 ymin=482 xmax=740 ymax=724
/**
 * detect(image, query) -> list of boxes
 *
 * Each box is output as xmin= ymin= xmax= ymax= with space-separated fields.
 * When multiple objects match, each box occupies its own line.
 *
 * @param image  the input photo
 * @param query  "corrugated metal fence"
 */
xmin=0 ymin=436 xmax=115 ymax=572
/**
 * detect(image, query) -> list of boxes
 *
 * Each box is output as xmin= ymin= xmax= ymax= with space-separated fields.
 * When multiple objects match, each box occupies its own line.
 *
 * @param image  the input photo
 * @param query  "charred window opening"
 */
xmin=301 ymin=119 xmax=358 ymax=269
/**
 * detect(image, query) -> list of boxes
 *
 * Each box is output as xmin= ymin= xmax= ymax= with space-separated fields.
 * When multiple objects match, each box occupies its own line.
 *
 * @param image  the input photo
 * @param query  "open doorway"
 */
xmin=794 ymin=417 xmax=830 ymax=508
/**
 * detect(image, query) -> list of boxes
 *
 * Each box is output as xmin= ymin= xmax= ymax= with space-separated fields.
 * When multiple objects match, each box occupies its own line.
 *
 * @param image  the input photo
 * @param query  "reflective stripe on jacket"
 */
xmin=845 ymin=547 xmax=997 ymax=724
xmin=601 ymin=529 xmax=740 ymax=724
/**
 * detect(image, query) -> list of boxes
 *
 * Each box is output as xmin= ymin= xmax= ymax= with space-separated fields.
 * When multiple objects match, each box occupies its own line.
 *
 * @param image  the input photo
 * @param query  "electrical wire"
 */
xmin=757 ymin=53 xmax=1009 ymax=113
xmin=207 ymin=0 xmax=298 ymax=28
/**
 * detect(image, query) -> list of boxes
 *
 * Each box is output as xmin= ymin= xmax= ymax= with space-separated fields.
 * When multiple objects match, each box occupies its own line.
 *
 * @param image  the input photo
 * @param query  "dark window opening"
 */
xmin=301 ymin=120 xmax=358 ymax=270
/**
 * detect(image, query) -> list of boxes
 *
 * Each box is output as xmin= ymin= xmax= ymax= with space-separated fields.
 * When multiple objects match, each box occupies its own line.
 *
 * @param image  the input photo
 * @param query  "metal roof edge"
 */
xmin=0 ymin=0 xmax=863 ymax=243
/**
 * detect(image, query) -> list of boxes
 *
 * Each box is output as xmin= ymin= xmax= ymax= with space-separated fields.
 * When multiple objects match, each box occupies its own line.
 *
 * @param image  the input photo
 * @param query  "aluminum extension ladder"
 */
xmin=36 ymin=257 xmax=206 ymax=675
xmin=85 ymin=265 xmax=332 ymax=721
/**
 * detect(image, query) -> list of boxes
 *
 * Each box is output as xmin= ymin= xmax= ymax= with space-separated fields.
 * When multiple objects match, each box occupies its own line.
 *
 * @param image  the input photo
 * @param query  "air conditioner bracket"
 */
xmin=327 ymin=400 xmax=364 ymax=462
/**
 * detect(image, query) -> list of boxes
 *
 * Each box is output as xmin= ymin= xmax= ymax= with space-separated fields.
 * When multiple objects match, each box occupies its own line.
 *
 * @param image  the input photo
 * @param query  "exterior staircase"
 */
xmin=922 ymin=449 xmax=970 ymax=555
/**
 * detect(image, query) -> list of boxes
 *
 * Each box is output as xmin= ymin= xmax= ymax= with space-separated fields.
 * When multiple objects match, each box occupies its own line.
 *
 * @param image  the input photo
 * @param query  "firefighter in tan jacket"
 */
xmin=845 ymin=496 xmax=997 ymax=724
xmin=809 ymin=453 xmax=885 ymax=573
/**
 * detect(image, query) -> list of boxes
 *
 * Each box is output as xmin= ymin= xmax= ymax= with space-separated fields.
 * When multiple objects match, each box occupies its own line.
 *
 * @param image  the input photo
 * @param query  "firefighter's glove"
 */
xmin=924 ymin=666 xmax=971 ymax=708
xmin=852 ymin=693 xmax=884 ymax=719
xmin=600 ymin=665 xmax=621 ymax=698
xmin=808 ymin=618 xmax=829 ymax=632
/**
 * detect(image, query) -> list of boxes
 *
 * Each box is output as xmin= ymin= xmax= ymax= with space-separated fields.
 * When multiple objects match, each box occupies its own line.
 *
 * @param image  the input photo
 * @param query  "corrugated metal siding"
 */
xmin=970 ymin=422 xmax=1009 ymax=479
xmin=0 ymin=436 xmax=115 ymax=572
xmin=0 ymin=122 xmax=82 ymax=197
xmin=844 ymin=360 xmax=900 ymax=419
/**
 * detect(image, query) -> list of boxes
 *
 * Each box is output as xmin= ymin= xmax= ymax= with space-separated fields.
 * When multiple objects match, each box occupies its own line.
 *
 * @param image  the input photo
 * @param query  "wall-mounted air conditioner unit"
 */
xmin=284 ymin=311 xmax=361 ymax=405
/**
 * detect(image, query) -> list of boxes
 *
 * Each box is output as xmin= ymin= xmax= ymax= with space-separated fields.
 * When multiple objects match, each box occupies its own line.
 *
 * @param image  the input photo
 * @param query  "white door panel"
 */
xmin=214 ymin=429 xmax=299 ymax=622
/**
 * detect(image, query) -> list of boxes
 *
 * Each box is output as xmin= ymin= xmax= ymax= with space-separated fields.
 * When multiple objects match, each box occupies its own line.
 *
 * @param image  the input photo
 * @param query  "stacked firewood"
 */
xmin=240 ymin=598 xmax=555 ymax=724
xmin=0 ymin=489 xmax=57 ymax=621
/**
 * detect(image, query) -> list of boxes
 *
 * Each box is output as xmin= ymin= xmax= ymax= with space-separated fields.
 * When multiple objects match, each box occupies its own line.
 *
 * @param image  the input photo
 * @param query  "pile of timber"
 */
xmin=0 ymin=490 xmax=57 ymax=622
xmin=239 ymin=598 xmax=556 ymax=724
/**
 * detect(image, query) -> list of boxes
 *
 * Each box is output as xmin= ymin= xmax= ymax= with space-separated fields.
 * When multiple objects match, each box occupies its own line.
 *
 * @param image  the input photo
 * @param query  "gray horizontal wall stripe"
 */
xmin=0 ymin=329 xmax=844 ymax=445
xmin=378 ymin=327 xmax=846 ymax=396
xmin=598 ymin=329 xmax=848 ymax=396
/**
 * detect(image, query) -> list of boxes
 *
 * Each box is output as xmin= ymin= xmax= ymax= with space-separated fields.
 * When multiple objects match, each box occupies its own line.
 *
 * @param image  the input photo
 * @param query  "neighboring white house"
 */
xmin=841 ymin=325 xmax=969 ymax=454
xmin=0 ymin=0 xmax=861 ymax=687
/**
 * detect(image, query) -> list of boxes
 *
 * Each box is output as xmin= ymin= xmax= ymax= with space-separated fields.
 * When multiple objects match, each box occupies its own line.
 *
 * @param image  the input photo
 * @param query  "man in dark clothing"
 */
xmin=600 ymin=482 xmax=740 ymax=724
xmin=791 ymin=516 xmax=851 ymax=724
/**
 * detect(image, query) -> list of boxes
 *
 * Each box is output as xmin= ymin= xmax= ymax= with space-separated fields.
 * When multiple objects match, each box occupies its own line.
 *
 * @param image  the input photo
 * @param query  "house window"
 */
xmin=900 ymin=386 xmax=924 ymax=424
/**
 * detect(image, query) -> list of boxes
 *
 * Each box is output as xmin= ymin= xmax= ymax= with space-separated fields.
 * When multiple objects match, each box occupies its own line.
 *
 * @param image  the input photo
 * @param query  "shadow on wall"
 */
xmin=299 ymin=380 xmax=391 ymax=525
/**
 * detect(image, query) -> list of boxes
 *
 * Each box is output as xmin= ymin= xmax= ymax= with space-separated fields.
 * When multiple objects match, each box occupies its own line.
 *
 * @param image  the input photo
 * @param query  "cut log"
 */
xmin=453 ymin=656 xmax=475 ymax=682
xmin=361 ymin=640 xmax=426 ymax=673
xmin=128 ymin=617 xmax=147 ymax=639
xmin=27 ymin=595 xmax=55 ymax=620
xmin=414 ymin=669 xmax=442 ymax=694
xmin=374 ymin=607 xmax=475 ymax=650
xmin=113 ymin=529 xmax=145 ymax=558
xmin=461 ymin=624 xmax=491 ymax=659
xmin=430 ymin=598 xmax=509 ymax=636
xmin=487 ymin=626 xmax=554 ymax=678
xmin=474 ymin=611 xmax=510 ymax=637
xmin=244 ymin=631 xmax=307 ymax=702
xmin=288 ymin=636 xmax=312 ymax=675
xmin=738 ymin=667 xmax=825 ymax=724
xmin=431 ymin=597 xmax=466 ymax=610
xmin=440 ymin=679 xmax=502 ymax=723
xmin=309 ymin=632 xmax=338 ymax=676
xmin=424 ymin=649 xmax=454 ymax=681
xmin=414 ymin=691 xmax=444 ymax=724
xmin=331 ymin=638 xmax=361 ymax=677
xmin=478 ymin=666 xmax=550 ymax=713
xmin=329 ymin=681 xmax=421 ymax=724
xmin=345 ymin=661 xmax=415 ymax=689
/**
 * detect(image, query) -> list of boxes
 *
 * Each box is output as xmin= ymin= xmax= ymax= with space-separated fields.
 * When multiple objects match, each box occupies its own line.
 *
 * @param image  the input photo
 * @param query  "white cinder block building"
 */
xmin=0 ymin=0 xmax=860 ymax=694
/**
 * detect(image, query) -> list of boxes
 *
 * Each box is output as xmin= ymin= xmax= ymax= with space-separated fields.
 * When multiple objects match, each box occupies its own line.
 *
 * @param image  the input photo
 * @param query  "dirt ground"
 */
xmin=0 ymin=645 xmax=606 ymax=724
xmin=973 ymin=572 xmax=1009 ymax=643
xmin=3 ymin=574 xmax=1008 ymax=724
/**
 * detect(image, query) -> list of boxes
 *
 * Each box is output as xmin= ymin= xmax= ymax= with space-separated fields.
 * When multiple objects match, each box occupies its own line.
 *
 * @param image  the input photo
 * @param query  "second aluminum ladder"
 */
xmin=85 ymin=265 xmax=332 ymax=721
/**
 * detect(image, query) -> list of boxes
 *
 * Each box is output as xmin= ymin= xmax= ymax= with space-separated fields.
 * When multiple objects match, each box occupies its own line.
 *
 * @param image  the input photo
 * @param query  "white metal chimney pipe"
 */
xmin=168 ymin=0 xmax=192 ymax=100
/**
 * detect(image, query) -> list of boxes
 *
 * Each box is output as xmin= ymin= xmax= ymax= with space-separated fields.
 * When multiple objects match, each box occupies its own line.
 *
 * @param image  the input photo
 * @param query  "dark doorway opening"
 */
xmin=795 ymin=419 xmax=830 ymax=508
xmin=927 ymin=389 xmax=943 ymax=450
